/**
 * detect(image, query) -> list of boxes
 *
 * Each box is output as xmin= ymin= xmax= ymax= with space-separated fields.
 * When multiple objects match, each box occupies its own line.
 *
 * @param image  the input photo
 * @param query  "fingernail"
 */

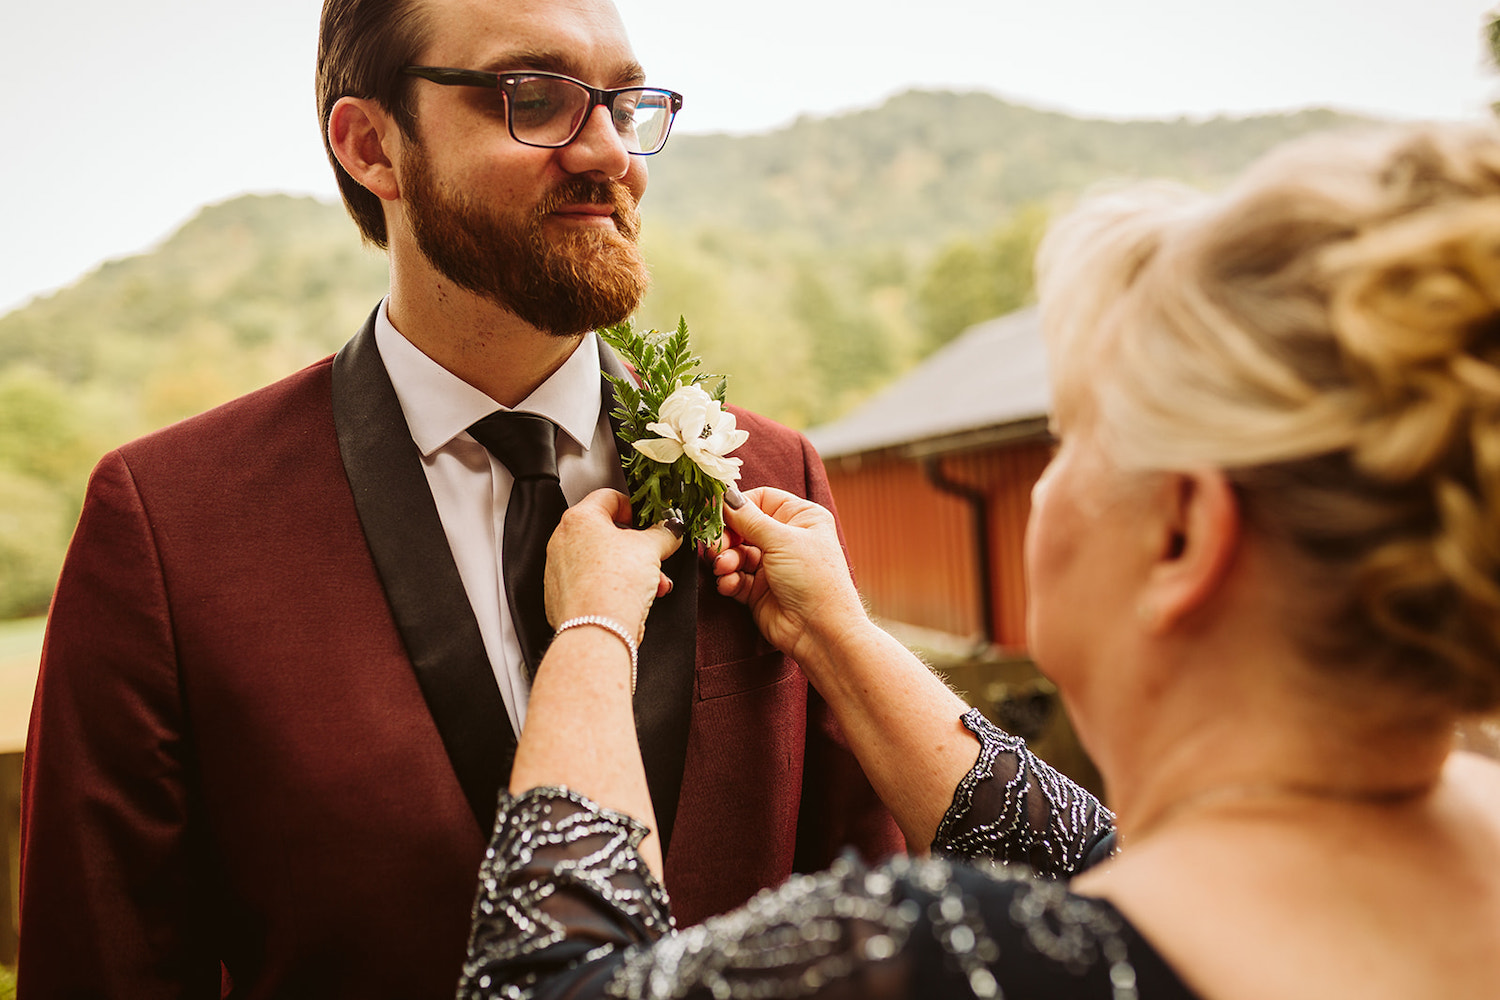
xmin=663 ymin=512 xmax=685 ymax=537
xmin=724 ymin=488 xmax=745 ymax=510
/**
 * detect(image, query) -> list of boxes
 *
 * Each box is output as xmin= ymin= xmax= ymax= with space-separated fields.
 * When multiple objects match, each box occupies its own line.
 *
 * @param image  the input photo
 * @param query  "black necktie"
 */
xmin=467 ymin=411 xmax=569 ymax=678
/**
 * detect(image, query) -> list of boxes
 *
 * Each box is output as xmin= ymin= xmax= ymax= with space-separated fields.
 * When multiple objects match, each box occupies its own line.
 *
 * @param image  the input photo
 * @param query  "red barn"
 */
xmin=806 ymin=307 xmax=1500 ymax=779
xmin=808 ymin=307 xmax=1051 ymax=654
xmin=805 ymin=309 xmax=1103 ymax=788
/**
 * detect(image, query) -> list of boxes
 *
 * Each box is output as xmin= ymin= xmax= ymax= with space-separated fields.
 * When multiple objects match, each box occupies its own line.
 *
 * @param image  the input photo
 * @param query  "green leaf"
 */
xmin=601 ymin=314 xmax=741 ymax=544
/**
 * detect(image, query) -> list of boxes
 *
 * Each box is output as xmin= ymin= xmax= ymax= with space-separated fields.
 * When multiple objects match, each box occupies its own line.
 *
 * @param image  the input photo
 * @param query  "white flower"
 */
xmin=632 ymin=383 xmax=750 ymax=484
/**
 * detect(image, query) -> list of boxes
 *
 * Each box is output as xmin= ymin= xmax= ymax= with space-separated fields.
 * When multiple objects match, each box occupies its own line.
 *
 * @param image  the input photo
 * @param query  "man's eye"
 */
xmin=511 ymin=93 xmax=558 ymax=124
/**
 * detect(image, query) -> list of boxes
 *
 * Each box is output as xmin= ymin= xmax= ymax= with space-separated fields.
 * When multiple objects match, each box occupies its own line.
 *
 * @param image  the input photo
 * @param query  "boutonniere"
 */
xmin=601 ymin=318 xmax=748 ymax=545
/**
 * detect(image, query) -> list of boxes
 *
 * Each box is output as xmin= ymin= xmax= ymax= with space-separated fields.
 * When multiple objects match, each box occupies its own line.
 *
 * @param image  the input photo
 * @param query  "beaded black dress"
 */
xmin=456 ymin=709 xmax=1200 ymax=999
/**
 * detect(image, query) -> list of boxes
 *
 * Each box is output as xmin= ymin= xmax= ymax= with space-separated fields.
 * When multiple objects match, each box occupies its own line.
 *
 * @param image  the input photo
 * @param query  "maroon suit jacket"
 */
xmin=19 ymin=315 xmax=903 ymax=998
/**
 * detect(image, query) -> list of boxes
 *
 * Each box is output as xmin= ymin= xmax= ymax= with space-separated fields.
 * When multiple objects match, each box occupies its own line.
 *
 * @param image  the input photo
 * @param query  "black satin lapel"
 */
xmin=633 ymin=544 xmax=697 ymax=858
xmin=601 ymin=339 xmax=697 ymax=856
xmin=333 ymin=312 xmax=514 ymax=836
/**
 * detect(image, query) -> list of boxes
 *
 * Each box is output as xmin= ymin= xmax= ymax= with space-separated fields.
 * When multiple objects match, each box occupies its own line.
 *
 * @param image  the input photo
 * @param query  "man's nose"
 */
xmin=557 ymin=104 xmax=631 ymax=179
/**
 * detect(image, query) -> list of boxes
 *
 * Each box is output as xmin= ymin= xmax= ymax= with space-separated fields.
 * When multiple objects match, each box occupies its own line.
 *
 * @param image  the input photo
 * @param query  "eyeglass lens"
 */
xmin=509 ymin=76 xmax=674 ymax=152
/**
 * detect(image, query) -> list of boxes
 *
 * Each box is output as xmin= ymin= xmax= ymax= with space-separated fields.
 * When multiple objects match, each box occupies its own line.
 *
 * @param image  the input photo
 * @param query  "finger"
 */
xmin=715 ymin=570 xmax=753 ymax=603
xmin=656 ymin=571 xmax=674 ymax=599
xmin=745 ymin=486 xmax=829 ymax=527
xmin=740 ymin=545 xmax=763 ymax=574
xmin=607 ymin=489 xmax=635 ymax=526
xmin=575 ymin=487 xmax=632 ymax=525
xmin=712 ymin=546 xmax=745 ymax=576
xmin=642 ymin=521 xmax=684 ymax=562
xmin=720 ymin=487 xmax=794 ymax=545
xmin=714 ymin=544 xmax=763 ymax=577
xmin=704 ymin=517 xmax=743 ymax=558
xmin=705 ymin=531 xmax=728 ymax=558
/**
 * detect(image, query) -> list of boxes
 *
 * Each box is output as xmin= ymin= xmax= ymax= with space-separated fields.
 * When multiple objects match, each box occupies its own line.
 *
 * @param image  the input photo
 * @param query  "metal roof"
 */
xmin=807 ymin=307 xmax=1051 ymax=459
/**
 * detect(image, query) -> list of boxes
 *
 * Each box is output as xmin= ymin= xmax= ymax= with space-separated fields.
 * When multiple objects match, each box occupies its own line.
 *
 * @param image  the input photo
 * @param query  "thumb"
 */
xmin=644 ymin=520 xmax=685 ymax=563
xmin=577 ymin=487 xmax=632 ymax=525
xmin=721 ymin=486 xmax=794 ymax=549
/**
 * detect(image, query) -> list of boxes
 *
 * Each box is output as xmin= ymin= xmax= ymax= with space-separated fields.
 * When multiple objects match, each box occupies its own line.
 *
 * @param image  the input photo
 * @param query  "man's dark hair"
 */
xmin=316 ymin=0 xmax=432 ymax=247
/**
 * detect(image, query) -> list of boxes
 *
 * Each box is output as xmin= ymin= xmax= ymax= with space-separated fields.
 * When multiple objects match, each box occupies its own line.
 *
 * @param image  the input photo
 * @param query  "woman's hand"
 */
xmin=517 ymin=489 xmax=681 ymax=876
xmin=714 ymin=487 xmax=978 ymax=847
xmin=545 ymin=489 xmax=683 ymax=641
xmin=712 ymin=487 xmax=872 ymax=668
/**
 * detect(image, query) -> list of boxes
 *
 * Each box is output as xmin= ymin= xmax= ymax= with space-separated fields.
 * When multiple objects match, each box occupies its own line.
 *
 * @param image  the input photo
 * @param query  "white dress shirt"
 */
xmin=374 ymin=299 xmax=627 ymax=736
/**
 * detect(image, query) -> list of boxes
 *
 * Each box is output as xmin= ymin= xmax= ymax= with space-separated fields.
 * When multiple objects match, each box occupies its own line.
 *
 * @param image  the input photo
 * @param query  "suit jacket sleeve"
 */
xmin=20 ymin=450 xmax=221 ymax=997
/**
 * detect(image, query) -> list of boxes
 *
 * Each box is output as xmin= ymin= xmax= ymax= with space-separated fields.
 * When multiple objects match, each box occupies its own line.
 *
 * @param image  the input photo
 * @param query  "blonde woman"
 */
xmin=457 ymin=122 xmax=1500 ymax=999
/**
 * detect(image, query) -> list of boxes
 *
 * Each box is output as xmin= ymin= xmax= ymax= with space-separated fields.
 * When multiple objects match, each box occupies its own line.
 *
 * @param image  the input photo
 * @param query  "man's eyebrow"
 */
xmin=615 ymin=60 xmax=648 ymax=85
xmin=479 ymin=49 xmax=648 ymax=86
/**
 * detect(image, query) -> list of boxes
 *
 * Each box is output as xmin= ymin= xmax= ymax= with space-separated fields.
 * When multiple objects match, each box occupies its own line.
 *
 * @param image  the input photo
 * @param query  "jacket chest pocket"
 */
xmin=694 ymin=651 xmax=798 ymax=701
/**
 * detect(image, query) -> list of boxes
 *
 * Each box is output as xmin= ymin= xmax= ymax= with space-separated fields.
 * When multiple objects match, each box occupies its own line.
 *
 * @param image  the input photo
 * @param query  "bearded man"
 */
xmin=16 ymin=0 xmax=902 ymax=995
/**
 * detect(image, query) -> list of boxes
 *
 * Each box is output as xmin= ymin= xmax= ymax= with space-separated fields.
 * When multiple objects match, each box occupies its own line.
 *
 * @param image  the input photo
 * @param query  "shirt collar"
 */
xmin=374 ymin=298 xmax=604 ymax=458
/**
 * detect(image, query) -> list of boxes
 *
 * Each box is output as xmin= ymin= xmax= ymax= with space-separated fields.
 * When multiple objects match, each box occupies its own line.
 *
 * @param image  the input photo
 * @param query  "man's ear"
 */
xmin=328 ymin=97 xmax=402 ymax=202
xmin=1140 ymin=469 xmax=1240 ymax=634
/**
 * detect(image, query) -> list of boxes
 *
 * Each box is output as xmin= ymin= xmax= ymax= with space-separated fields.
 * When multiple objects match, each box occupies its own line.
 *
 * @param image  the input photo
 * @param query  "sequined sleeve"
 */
xmin=931 ymin=708 xmax=1117 ymax=875
xmin=459 ymin=786 xmax=1188 ymax=1000
xmin=457 ymin=786 xmax=674 ymax=999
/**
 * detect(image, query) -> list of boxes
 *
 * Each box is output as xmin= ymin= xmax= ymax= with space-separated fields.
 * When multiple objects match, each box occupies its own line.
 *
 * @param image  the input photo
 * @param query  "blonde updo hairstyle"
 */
xmin=1037 ymin=123 xmax=1500 ymax=715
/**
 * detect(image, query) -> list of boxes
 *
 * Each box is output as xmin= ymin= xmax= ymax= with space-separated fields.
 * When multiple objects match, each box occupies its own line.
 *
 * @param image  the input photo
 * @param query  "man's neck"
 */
xmin=386 ymin=268 xmax=586 ymax=409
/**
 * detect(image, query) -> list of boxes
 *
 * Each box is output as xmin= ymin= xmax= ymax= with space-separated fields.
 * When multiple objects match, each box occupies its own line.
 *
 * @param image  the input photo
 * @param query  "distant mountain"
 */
xmin=631 ymin=92 xmax=1373 ymax=423
xmin=644 ymin=91 xmax=1372 ymax=250
xmin=0 ymin=89 xmax=1378 ymax=618
xmin=0 ymin=194 xmax=387 ymax=393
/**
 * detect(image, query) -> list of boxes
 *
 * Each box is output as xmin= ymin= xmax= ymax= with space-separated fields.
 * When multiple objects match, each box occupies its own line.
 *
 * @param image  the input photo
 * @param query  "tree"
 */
xmin=792 ymin=270 xmax=898 ymax=423
xmin=915 ymin=204 xmax=1049 ymax=352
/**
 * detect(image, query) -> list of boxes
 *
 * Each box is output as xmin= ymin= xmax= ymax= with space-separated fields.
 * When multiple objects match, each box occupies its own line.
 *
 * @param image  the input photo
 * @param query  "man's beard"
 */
xmin=402 ymin=149 xmax=649 ymax=337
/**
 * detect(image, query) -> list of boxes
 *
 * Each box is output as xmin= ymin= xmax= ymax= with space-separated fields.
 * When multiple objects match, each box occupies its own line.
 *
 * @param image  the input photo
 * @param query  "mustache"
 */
xmin=536 ymin=178 xmax=639 ymax=221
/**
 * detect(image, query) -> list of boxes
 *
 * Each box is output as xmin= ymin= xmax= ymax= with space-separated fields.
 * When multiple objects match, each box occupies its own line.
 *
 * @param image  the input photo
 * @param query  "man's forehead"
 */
xmin=417 ymin=0 xmax=639 ymax=76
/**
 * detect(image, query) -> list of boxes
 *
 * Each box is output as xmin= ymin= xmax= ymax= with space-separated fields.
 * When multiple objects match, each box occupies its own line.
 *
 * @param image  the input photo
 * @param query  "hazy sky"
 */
xmin=1 ymin=0 xmax=1495 ymax=314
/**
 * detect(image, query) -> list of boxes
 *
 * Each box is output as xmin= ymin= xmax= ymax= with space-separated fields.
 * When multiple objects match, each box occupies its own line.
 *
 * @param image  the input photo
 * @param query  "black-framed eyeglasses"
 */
xmin=402 ymin=67 xmax=683 ymax=155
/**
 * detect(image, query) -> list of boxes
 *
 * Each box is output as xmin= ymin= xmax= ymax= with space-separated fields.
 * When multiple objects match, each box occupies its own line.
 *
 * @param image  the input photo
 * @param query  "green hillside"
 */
xmin=0 ymin=88 xmax=1375 ymax=618
xmin=645 ymin=92 xmax=1363 ymax=249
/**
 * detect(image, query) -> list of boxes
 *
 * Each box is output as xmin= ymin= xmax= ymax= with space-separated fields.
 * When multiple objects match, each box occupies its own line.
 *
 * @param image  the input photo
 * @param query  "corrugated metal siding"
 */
xmin=824 ymin=439 xmax=1053 ymax=652
xmin=946 ymin=441 xmax=1053 ymax=649
xmin=824 ymin=456 xmax=979 ymax=638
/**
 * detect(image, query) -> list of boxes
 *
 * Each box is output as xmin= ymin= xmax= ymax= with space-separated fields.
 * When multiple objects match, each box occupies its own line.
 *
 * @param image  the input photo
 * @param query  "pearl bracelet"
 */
xmin=552 ymin=615 xmax=639 ymax=696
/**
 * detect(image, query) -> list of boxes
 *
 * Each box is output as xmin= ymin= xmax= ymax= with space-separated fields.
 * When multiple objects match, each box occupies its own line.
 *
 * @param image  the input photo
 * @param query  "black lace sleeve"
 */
xmin=457 ymin=786 xmax=674 ymax=999
xmin=931 ymin=709 xmax=1117 ymax=875
xmin=459 ymin=787 xmax=1187 ymax=1000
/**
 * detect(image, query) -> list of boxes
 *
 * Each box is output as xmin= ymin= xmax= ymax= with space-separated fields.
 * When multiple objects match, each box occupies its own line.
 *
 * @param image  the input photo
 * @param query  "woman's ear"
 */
xmin=328 ymin=97 xmax=401 ymax=202
xmin=1139 ymin=470 xmax=1240 ymax=634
